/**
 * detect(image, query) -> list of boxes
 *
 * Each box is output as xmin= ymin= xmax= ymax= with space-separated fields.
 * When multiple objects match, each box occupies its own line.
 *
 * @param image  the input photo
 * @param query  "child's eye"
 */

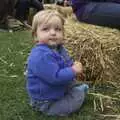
xmin=42 ymin=27 xmax=49 ymax=31
xmin=55 ymin=27 xmax=62 ymax=31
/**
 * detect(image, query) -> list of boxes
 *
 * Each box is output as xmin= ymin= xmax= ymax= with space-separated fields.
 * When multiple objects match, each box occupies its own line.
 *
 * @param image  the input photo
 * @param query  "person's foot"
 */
xmin=74 ymin=84 xmax=89 ymax=93
xmin=22 ymin=20 xmax=32 ymax=29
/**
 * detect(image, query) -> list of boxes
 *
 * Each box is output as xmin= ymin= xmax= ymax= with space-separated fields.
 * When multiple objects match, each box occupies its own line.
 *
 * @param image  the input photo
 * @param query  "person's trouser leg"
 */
xmin=15 ymin=0 xmax=29 ymax=21
xmin=30 ymin=0 xmax=44 ymax=12
xmin=31 ymin=86 xmax=85 ymax=116
xmin=80 ymin=2 xmax=120 ymax=28
xmin=30 ymin=83 xmax=88 ymax=116
xmin=46 ymin=87 xmax=85 ymax=116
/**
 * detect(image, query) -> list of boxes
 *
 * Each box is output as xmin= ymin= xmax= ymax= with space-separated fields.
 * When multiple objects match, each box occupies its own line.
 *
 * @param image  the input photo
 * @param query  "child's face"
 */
xmin=36 ymin=16 xmax=64 ymax=45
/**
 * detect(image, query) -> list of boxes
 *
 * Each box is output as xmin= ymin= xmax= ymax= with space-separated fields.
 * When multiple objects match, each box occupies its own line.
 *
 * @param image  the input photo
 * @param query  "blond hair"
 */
xmin=32 ymin=10 xmax=65 ymax=37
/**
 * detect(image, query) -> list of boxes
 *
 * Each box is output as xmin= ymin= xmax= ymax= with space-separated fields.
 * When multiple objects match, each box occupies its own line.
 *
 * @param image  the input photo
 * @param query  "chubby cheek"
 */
xmin=36 ymin=32 xmax=46 ymax=41
xmin=58 ymin=33 xmax=64 ymax=43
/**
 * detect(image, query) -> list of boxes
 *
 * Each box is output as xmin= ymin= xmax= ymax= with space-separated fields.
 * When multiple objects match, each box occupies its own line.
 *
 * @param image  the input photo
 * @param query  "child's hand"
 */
xmin=72 ymin=61 xmax=83 ymax=74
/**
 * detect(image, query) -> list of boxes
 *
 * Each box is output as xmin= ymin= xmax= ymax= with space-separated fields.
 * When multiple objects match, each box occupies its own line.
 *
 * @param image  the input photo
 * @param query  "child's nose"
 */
xmin=50 ymin=29 xmax=56 ymax=35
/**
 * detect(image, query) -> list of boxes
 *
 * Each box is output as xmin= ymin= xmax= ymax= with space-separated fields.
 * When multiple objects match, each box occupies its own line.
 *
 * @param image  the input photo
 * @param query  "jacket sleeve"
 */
xmin=28 ymin=53 xmax=76 ymax=86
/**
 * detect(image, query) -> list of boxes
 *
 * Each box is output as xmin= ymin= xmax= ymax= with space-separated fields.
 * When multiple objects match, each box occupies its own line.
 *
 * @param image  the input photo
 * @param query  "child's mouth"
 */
xmin=49 ymin=38 xmax=57 ymax=41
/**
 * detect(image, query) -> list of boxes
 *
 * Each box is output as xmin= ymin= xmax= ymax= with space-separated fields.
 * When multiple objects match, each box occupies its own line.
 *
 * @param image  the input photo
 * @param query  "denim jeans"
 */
xmin=30 ymin=84 xmax=86 ymax=116
xmin=79 ymin=2 xmax=120 ymax=28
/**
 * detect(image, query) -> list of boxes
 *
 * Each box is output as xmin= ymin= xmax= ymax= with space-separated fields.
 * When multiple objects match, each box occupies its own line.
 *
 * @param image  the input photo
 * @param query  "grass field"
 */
xmin=0 ymin=31 xmax=120 ymax=120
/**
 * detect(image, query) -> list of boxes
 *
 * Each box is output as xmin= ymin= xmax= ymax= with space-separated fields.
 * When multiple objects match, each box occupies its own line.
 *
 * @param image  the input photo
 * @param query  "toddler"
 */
xmin=26 ymin=10 xmax=89 ymax=116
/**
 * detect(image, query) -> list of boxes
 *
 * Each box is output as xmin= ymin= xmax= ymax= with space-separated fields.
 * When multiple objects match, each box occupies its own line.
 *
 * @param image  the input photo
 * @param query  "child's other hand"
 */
xmin=72 ymin=61 xmax=83 ymax=74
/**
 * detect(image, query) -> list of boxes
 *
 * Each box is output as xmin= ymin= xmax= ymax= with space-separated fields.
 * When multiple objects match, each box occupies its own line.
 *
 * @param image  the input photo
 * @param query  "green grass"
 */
xmin=0 ymin=31 xmax=119 ymax=120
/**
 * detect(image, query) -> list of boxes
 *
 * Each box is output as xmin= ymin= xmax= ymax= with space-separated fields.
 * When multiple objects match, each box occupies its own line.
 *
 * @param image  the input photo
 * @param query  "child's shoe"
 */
xmin=74 ymin=84 xmax=89 ymax=93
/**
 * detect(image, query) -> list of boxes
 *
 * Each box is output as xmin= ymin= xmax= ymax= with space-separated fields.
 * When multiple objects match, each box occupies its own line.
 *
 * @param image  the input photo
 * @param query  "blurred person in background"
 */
xmin=15 ymin=0 xmax=44 ymax=26
xmin=71 ymin=0 xmax=120 ymax=28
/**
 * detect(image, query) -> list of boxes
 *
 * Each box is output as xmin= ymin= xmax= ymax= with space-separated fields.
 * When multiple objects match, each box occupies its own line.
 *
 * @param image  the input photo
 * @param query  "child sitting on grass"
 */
xmin=26 ymin=10 xmax=89 ymax=116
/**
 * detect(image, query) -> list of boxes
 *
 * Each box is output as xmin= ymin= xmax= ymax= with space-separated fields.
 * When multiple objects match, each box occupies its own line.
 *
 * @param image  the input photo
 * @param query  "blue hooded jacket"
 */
xmin=26 ymin=44 xmax=76 ymax=101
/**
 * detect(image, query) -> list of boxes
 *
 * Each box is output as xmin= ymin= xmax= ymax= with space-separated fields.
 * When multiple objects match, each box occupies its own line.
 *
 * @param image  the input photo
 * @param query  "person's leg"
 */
xmin=30 ymin=84 xmax=88 ymax=116
xmin=44 ymin=84 xmax=88 ymax=116
xmin=15 ymin=0 xmax=29 ymax=21
xmin=30 ymin=0 xmax=44 ymax=12
xmin=56 ymin=0 xmax=64 ymax=6
xmin=80 ymin=2 xmax=120 ymax=28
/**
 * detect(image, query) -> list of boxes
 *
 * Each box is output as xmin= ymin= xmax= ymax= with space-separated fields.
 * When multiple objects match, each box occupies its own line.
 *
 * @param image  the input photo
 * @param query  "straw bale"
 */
xmin=44 ymin=4 xmax=73 ymax=18
xmin=64 ymin=19 xmax=120 ymax=84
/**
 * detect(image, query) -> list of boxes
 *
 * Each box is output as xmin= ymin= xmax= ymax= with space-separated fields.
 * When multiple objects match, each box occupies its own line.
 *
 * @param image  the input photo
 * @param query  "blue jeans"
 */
xmin=79 ymin=2 xmax=120 ymax=28
xmin=30 ymin=83 xmax=87 ymax=116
